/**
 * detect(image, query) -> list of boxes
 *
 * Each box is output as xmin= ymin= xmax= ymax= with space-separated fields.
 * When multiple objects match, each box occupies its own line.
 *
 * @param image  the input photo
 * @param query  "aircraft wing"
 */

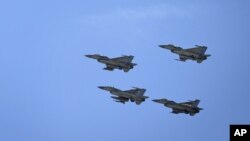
xmin=112 ymin=56 xmax=134 ymax=63
xmin=124 ymin=89 xmax=138 ymax=94
xmin=185 ymin=47 xmax=207 ymax=55
xmin=124 ymin=88 xmax=146 ymax=96
xmin=135 ymin=89 xmax=146 ymax=96
xmin=181 ymin=100 xmax=200 ymax=107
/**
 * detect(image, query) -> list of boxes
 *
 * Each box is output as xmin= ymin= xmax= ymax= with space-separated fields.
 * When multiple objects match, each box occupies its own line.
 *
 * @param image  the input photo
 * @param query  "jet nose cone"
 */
xmin=98 ymin=86 xmax=106 ymax=90
xmin=85 ymin=54 xmax=101 ymax=59
xmin=152 ymin=99 xmax=160 ymax=103
xmin=98 ymin=86 xmax=113 ymax=91
xmin=159 ymin=45 xmax=165 ymax=48
xmin=85 ymin=54 xmax=93 ymax=58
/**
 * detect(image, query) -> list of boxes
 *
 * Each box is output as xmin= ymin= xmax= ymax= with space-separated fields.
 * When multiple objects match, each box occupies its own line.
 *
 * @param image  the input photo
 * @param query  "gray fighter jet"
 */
xmin=85 ymin=54 xmax=137 ymax=72
xmin=98 ymin=86 xmax=148 ymax=105
xmin=152 ymin=98 xmax=203 ymax=116
xmin=159 ymin=44 xmax=211 ymax=63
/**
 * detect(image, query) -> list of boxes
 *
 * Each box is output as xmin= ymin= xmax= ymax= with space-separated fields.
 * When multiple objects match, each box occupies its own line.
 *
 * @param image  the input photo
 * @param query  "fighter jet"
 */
xmin=159 ymin=44 xmax=211 ymax=63
xmin=98 ymin=86 xmax=148 ymax=105
xmin=85 ymin=54 xmax=137 ymax=72
xmin=152 ymin=98 xmax=203 ymax=116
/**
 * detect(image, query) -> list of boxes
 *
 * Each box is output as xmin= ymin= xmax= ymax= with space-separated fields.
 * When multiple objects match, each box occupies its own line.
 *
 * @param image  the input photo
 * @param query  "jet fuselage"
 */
xmin=165 ymin=103 xmax=201 ymax=114
xmin=152 ymin=99 xmax=202 ymax=116
xmin=98 ymin=59 xmax=134 ymax=69
xmin=85 ymin=54 xmax=136 ymax=71
xmin=172 ymin=49 xmax=209 ymax=61
xmin=98 ymin=86 xmax=148 ymax=103
xmin=159 ymin=44 xmax=211 ymax=63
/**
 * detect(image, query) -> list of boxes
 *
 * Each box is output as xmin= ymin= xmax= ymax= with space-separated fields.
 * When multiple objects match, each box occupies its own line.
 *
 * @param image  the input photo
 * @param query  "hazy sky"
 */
xmin=0 ymin=0 xmax=250 ymax=141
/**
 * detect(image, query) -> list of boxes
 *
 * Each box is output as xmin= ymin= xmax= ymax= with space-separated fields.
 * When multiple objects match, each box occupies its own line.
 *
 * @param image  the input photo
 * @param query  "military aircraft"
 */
xmin=159 ymin=44 xmax=211 ymax=63
xmin=85 ymin=54 xmax=137 ymax=72
xmin=152 ymin=98 xmax=203 ymax=116
xmin=98 ymin=86 xmax=148 ymax=105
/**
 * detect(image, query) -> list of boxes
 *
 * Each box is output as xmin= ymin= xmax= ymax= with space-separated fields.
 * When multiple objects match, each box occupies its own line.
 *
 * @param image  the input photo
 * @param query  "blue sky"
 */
xmin=0 ymin=0 xmax=250 ymax=141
